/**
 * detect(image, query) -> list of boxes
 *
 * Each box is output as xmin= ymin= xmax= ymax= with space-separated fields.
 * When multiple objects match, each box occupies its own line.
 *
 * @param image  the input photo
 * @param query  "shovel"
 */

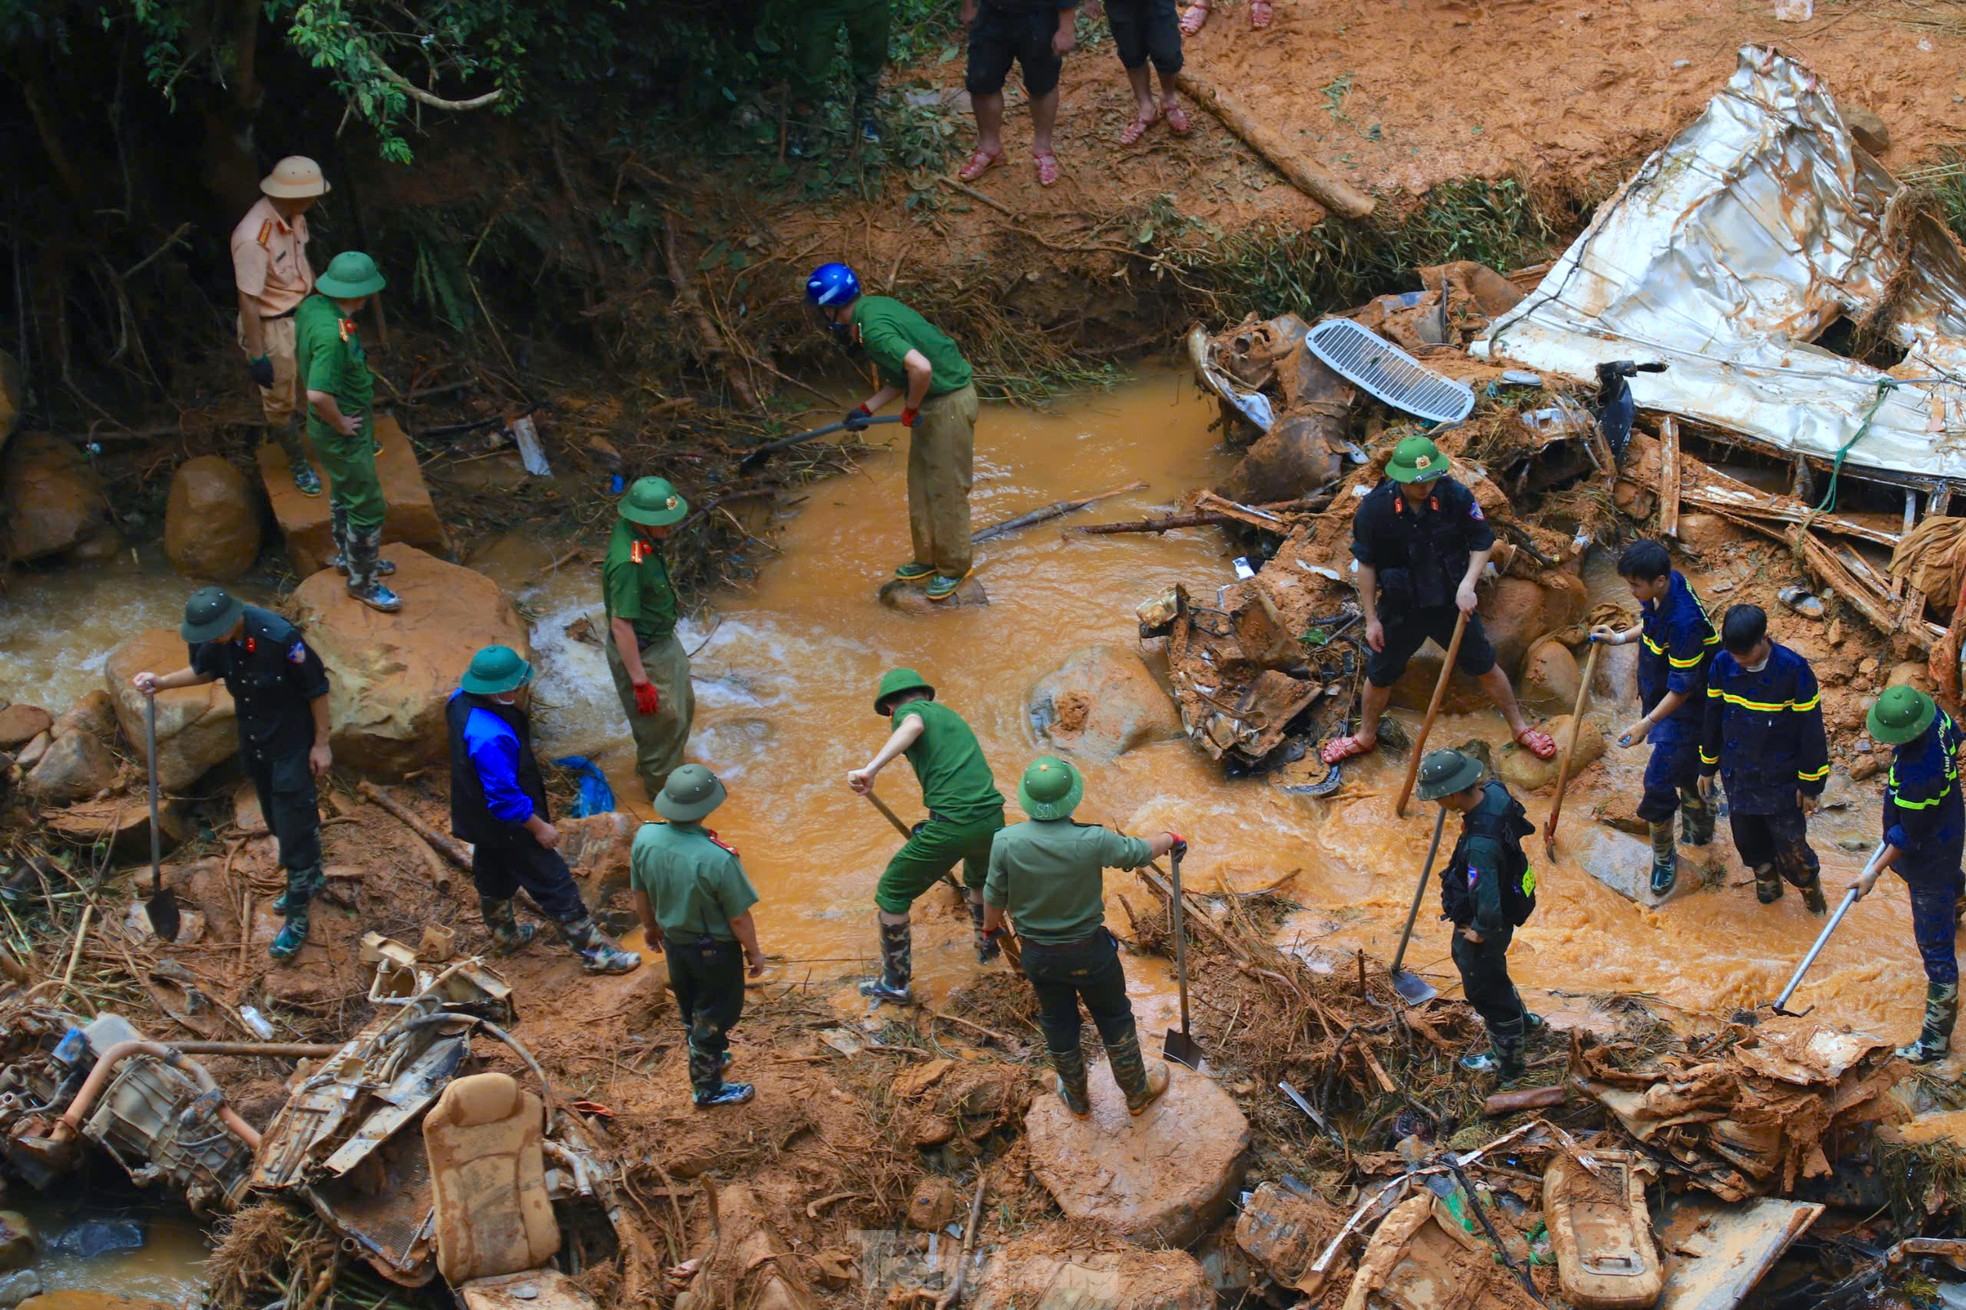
xmin=1386 ymin=806 xmax=1448 ymax=1004
xmin=1394 ymin=609 xmax=1469 ymax=818
xmin=1769 ymin=840 xmax=1888 ymax=1017
xmin=143 ymin=695 xmax=181 ymax=943
xmin=1542 ymin=637 xmax=1604 ymax=860
xmin=1163 ymin=846 xmax=1206 ymax=1069
xmin=737 ymin=415 xmax=903 ymax=472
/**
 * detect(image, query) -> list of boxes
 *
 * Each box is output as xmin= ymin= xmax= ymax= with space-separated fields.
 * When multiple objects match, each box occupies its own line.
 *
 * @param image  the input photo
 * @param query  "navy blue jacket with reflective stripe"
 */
xmin=1885 ymin=708 xmax=1964 ymax=866
xmin=1636 ymin=570 xmax=1717 ymax=741
xmin=1699 ymin=643 xmax=1829 ymax=812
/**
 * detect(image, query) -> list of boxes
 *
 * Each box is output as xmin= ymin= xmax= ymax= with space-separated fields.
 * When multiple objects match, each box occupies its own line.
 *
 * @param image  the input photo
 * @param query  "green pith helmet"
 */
xmin=618 ymin=476 xmax=690 ymax=527
xmin=1414 ymin=748 xmax=1485 ymax=801
xmin=1868 ymin=685 xmax=1938 ymax=746
xmin=656 ymin=763 xmax=727 ymax=822
xmin=1385 ymin=434 xmax=1450 ymax=484
xmin=316 ymin=250 xmax=387 ymax=298
xmin=875 ymin=668 xmax=935 ymax=716
xmin=180 ymin=587 xmax=246 ymax=643
xmin=459 ymin=645 xmax=533 ymax=696
xmin=1018 ymin=755 xmax=1085 ymax=821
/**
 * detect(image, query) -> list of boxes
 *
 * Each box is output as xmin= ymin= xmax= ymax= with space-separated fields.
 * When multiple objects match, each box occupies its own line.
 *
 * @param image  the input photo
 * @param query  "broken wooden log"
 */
xmin=1175 ymin=70 xmax=1376 ymax=219
xmin=661 ymin=217 xmax=761 ymax=411
xmin=971 ymin=480 xmax=1147 ymax=544
xmin=1074 ymin=496 xmax=1327 ymax=536
xmin=1483 ymin=1084 xmax=1565 ymax=1117
xmin=358 ymin=781 xmax=474 ymax=872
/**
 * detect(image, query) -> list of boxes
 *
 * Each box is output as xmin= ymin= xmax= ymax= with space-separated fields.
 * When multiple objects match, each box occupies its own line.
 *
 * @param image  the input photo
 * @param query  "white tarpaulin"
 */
xmin=1474 ymin=46 xmax=1966 ymax=486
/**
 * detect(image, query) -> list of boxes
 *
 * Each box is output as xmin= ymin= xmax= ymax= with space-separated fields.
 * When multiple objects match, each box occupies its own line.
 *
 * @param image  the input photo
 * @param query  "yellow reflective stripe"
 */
xmin=1642 ymin=635 xmax=1665 ymax=654
xmin=1706 ymin=686 xmax=1723 ymax=698
xmin=1702 ymin=631 xmax=1721 ymax=646
xmin=1796 ymin=765 xmax=1829 ymax=781
xmin=1668 ymin=651 xmax=1704 ymax=668
xmin=1894 ymin=791 xmax=1948 ymax=809
xmin=1699 ymin=749 xmax=1720 ymax=764
xmin=1712 ymin=691 xmax=1818 ymax=712
xmin=1794 ymin=691 xmax=1821 ymax=711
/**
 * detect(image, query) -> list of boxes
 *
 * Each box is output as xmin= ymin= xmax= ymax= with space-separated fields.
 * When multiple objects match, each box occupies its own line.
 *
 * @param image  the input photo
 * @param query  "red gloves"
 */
xmin=900 ymin=407 xmax=920 ymax=428
xmin=633 ymin=681 xmax=661 ymax=716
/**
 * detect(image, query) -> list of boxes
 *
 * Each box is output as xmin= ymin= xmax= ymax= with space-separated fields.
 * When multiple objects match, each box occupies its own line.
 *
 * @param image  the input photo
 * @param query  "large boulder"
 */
xmin=1026 ymin=1063 xmax=1248 ymax=1246
xmin=1387 ymin=650 xmax=1489 ymax=715
xmin=164 ymin=456 xmax=261 ymax=581
xmin=105 ymin=630 xmax=239 ymax=791
xmin=1029 ymin=645 xmax=1185 ymax=763
xmin=292 ymin=547 xmax=531 ymax=776
xmin=1497 ymin=713 xmax=1605 ymax=793
xmin=23 ymin=730 xmax=119 ymax=805
xmin=1520 ymin=636 xmax=1582 ymax=712
xmin=1483 ymin=574 xmax=1588 ymax=677
xmin=877 ymin=576 xmax=989 ymax=612
xmin=1 ymin=433 xmax=106 ymax=563
xmin=261 ymin=416 xmax=451 ymax=575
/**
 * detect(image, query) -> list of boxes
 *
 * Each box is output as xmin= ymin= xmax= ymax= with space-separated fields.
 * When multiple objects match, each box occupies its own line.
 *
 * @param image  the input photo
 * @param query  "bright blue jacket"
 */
xmin=1885 ymin=708 xmax=1964 ymax=879
xmin=452 ymin=692 xmax=537 ymax=825
xmin=1699 ymin=643 xmax=1829 ymax=814
xmin=1636 ymin=570 xmax=1717 ymax=743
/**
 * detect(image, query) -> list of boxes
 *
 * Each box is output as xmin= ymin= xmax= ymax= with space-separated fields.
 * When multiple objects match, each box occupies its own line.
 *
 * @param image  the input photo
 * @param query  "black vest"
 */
xmin=1439 ymin=781 xmax=1538 ymax=927
xmin=446 ymin=693 xmax=549 ymax=843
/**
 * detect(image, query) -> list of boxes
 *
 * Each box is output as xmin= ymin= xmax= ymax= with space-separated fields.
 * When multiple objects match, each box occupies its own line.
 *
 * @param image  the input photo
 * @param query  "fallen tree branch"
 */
xmin=358 ymin=781 xmax=473 ymax=872
xmin=661 ymin=217 xmax=762 ymax=411
xmin=1074 ymin=496 xmax=1326 ymax=535
xmin=1175 ymin=69 xmax=1376 ymax=219
xmin=374 ymin=61 xmax=503 ymax=111
xmin=971 ymin=480 xmax=1147 ymax=544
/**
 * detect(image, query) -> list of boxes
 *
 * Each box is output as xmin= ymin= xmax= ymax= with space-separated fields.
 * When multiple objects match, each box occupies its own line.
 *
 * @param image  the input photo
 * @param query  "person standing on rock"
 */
xmin=848 ymin=668 xmax=1006 ymax=1002
xmin=631 ymin=765 xmax=766 ymax=1108
xmin=447 ymin=645 xmax=641 ymax=975
xmin=806 ymin=263 xmax=982 ymax=602
xmin=1321 ymin=436 xmax=1557 ymax=769
xmin=133 ymin=588 xmax=332 ymax=963
xmin=604 ymin=477 xmax=696 ymax=801
xmin=1591 ymin=539 xmax=1719 ymax=897
xmin=1851 ymin=686 xmax=1964 ymax=1064
xmin=296 ymin=251 xmax=399 ymax=614
xmin=983 ymin=756 xmax=1180 ymax=1115
xmin=1416 ymin=748 xmax=1542 ymax=1080
xmin=1698 ymin=604 xmax=1829 ymax=912
xmin=231 ymin=156 xmax=329 ymax=499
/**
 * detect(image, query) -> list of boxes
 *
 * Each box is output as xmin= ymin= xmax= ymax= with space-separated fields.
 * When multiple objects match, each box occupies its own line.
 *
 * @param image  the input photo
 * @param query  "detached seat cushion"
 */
xmin=423 ymin=1071 xmax=560 ymax=1284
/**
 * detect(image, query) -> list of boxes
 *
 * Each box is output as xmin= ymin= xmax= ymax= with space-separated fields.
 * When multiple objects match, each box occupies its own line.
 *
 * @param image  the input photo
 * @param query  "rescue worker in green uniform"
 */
xmin=983 ymin=756 xmax=1182 ymax=1116
xmin=604 ymin=477 xmax=697 ymax=802
xmin=631 ymin=765 xmax=767 ymax=1108
xmin=848 ymin=668 xmax=1006 ymax=1002
xmin=133 ymin=588 xmax=333 ymax=963
xmin=295 ymin=251 xmax=398 ymax=613
xmin=1416 ymin=748 xmax=1543 ymax=1080
xmin=806 ymin=264 xmax=981 ymax=601
xmin=785 ymin=0 xmax=890 ymax=151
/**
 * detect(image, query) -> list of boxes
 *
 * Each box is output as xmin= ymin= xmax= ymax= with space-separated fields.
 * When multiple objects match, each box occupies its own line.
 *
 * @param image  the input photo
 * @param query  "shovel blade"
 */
xmin=1391 ymin=969 xmax=1438 ymax=1005
xmin=1163 ymin=1028 xmax=1205 ymax=1071
xmin=146 ymin=889 xmax=181 ymax=944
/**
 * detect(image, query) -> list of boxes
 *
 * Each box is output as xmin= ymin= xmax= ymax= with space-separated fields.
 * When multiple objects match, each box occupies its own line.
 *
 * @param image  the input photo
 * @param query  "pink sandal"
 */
xmin=1249 ymin=0 xmax=1273 ymax=28
xmin=957 ymin=148 xmax=1002 ymax=183
xmin=1119 ymin=113 xmax=1157 ymax=146
xmin=1319 ymin=734 xmax=1378 ymax=766
xmin=1515 ymin=726 xmax=1558 ymax=761
xmin=1180 ymin=0 xmax=1211 ymax=34
xmin=1034 ymin=150 xmax=1061 ymax=187
xmin=1163 ymin=102 xmax=1193 ymax=136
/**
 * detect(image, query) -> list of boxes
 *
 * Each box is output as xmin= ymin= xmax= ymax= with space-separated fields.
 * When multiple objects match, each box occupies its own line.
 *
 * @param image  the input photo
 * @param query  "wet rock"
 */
xmin=64 ymin=521 xmax=124 ymax=564
xmin=562 ymin=811 xmax=636 ymax=910
xmin=972 ymin=1238 xmax=1212 ymax=1310
xmin=13 ymin=732 xmax=50 ymax=771
xmin=2 ymin=433 xmax=107 ymax=563
xmin=105 ymin=630 xmax=239 ymax=791
xmin=54 ymin=690 xmax=116 ymax=742
xmin=1387 ymin=653 xmax=1489 ymax=715
xmin=1574 ymin=825 xmax=1665 ymax=903
xmin=48 ymin=1219 xmax=143 ymax=1260
xmin=1026 ymin=1063 xmax=1247 ymax=1246
xmin=907 ymin=1178 xmax=957 ymax=1230
xmin=1845 ymin=105 xmax=1890 ymax=155
xmin=1520 ymin=636 xmax=1582 ymax=711
xmin=877 ymin=576 xmax=989 ymax=612
xmin=233 ymin=779 xmax=269 ymax=834
xmin=164 ymin=858 xmax=241 ymax=941
xmin=0 ymin=1271 xmax=41 ymax=1309
xmin=292 ymin=546 xmax=532 ymax=776
xmin=1591 ymin=639 xmax=1641 ymax=712
xmin=1673 ymin=512 xmax=1744 ymax=557
xmin=0 ymin=1212 xmax=36 ymax=1272
xmin=0 ymin=705 xmax=52 ymax=750
xmin=1497 ymin=713 xmax=1605 ymax=793
xmin=1485 ymin=574 xmax=1588 ymax=676
xmin=1030 ymin=644 xmax=1184 ymax=763
xmin=261 ymin=416 xmax=451 ymax=575
xmin=164 ymin=456 xmax=262 ymax=581
xmin=620 ymin=967 xmax=671 ymax=1031
xmin=1849 ymin=755 xmax=1884 ymax=782
xmin=24 ymin=730 xmax=119 ymax=804
xmin=1887 ymin=661 xmax=1934 ymax=694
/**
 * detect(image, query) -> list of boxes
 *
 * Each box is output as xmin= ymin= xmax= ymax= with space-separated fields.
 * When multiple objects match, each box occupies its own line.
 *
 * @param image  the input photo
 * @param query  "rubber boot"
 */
xmin=855 ymin=76 xmax=883 ymax=144
xmin=1049 ymin=1044 xmax=1091 ymax=1117
xmin=1103 ymin=1022 xmax=1170 ymax=1115
xmin=288 ymin=425 xmax=323 ymax=497
xmin=1679 ymin=791 xmax=1715 ymax=847
xmin=330 ymin=502 xmax=394 ymax=576
xmin=345 ymin=526 xmax=403 ymax=612
xmin=1754 ymin=863 xmax=1784 ymax=904
xmin=1648 ymin=821 xmax=1678 ymax=897
xmin=966 ymin=891 xmax=1000 ymax=964
xmin=557 ymin=915 xmax=641 ymax=974
xmin=270 ymin=864 xmax=325 ymax=915
xmin=479 ymin=895 xmax=537 ymax=954
xmin=860 ymin=914 xmax=913 ymax=1004
xmin=1460 ymin=1015 xmax=1526 ymax=1079
xmin=695 ymin=1080 xmax=756 ymax=1109
xmin=1797 ymin=869 xmax=1827 ymax=915
xmin=1898 ymin=982 xmax=1959 ymax=1064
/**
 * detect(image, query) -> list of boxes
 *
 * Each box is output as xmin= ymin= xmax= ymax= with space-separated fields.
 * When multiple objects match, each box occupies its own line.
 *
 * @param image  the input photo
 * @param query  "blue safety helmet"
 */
xmin=805 ymin=262 xmax=861 ymax=307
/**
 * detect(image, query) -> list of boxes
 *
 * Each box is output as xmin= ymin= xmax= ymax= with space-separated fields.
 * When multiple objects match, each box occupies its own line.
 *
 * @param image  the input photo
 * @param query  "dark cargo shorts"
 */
xmin=967 ymin=3 xmax=1067 ymax=98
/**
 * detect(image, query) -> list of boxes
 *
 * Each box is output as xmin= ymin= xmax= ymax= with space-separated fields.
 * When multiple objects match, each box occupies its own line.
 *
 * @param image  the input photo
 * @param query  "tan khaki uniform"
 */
xmin=231 ymin=199 xmax=315 ymax=464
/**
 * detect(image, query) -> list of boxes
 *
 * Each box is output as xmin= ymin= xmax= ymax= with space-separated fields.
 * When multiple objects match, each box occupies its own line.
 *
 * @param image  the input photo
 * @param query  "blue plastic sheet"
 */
xmin=554 ymin=756 xmax=616 ymax=816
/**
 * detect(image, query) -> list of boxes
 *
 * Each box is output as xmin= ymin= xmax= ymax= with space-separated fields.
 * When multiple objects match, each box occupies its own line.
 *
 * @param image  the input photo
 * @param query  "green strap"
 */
xmin=1815 ymin=378 xmax=1895 ymax=512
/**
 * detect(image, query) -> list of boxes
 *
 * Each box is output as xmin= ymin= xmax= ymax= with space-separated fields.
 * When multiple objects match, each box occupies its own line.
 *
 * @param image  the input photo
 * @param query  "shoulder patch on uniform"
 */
xmin=288 ymin=641 xmax=308 ymax=664
xmin=1468 ymin=500 xmax=1485 ymax=520
xmin=704 ymin=829 xmax=740 ymax=856
xmin=257 ymin=220 xmax=274 ymax=247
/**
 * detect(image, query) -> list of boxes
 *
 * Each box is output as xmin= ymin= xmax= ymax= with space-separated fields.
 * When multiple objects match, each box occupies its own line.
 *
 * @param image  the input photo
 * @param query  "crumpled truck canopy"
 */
xmin=1475 ymin=45 xmax=1966 ymax=487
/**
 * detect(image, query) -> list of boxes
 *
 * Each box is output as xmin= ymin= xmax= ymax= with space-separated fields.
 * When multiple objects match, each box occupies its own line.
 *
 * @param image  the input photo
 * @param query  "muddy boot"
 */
xmin=1103 ymin=1023 xmax=1170 ymax=1115
xmin=1798 ymin=870 xmax=1828 ymax=916
xmin=1679 ymin=791 xmax=1715 ymax=848
xmin=695 ymin=1080 xmax=756 ymax=1109
xmin=1460 ymin=1016 xmax=1526 ymax=1079
xmin=1898 ymin=983 xmax=1959 ymax=1064
xmin=966 ymin=891 xmax=1000 ymax=964
xmin=345 ymin=527 xmax=402 ymax=612
xmin=1049 ymin=1044 xmax=1091 ymax=1117
xmin=860 ymin=914 xmax=913 ymax=1004
xmin=855 ymin=77 xmax=883 ymax=144
xmin=288 ymin=442 xmax=323 ymax=498
xmin=557 ymin=915 xmax=641 ymax=974
xmin=269 ymin=865 xmax=321 ymax=962
xmin=1754 ymin=863 xmax=1784 ymax=904
xmin=479 ymin=895 xmax=537 ymax=955
xmin=270 ymin=864 xmax=325 ymax=915
xmin=1648 ymin=821 xmax=1678 ymax=897
xmin=330 ymin=504 xmax=394 ymax=576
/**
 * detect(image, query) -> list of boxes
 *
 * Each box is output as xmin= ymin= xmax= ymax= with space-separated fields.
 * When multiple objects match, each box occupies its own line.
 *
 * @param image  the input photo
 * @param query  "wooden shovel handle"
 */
xmin=1543 ymin=639 xmax=1603 ymax=856
xmin=1395 ymin=609 xmax=1470 ymax=818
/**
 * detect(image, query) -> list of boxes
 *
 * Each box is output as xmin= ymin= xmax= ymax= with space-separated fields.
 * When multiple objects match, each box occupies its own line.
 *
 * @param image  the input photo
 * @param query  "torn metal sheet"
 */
xmin=1655 ymin=1198 xmax=1823 ymax=1310
xmin=1187 ymin=325 xmax=1277 ymax=432
xmin=1476 ymin=46 xmax=1966 ymax=485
